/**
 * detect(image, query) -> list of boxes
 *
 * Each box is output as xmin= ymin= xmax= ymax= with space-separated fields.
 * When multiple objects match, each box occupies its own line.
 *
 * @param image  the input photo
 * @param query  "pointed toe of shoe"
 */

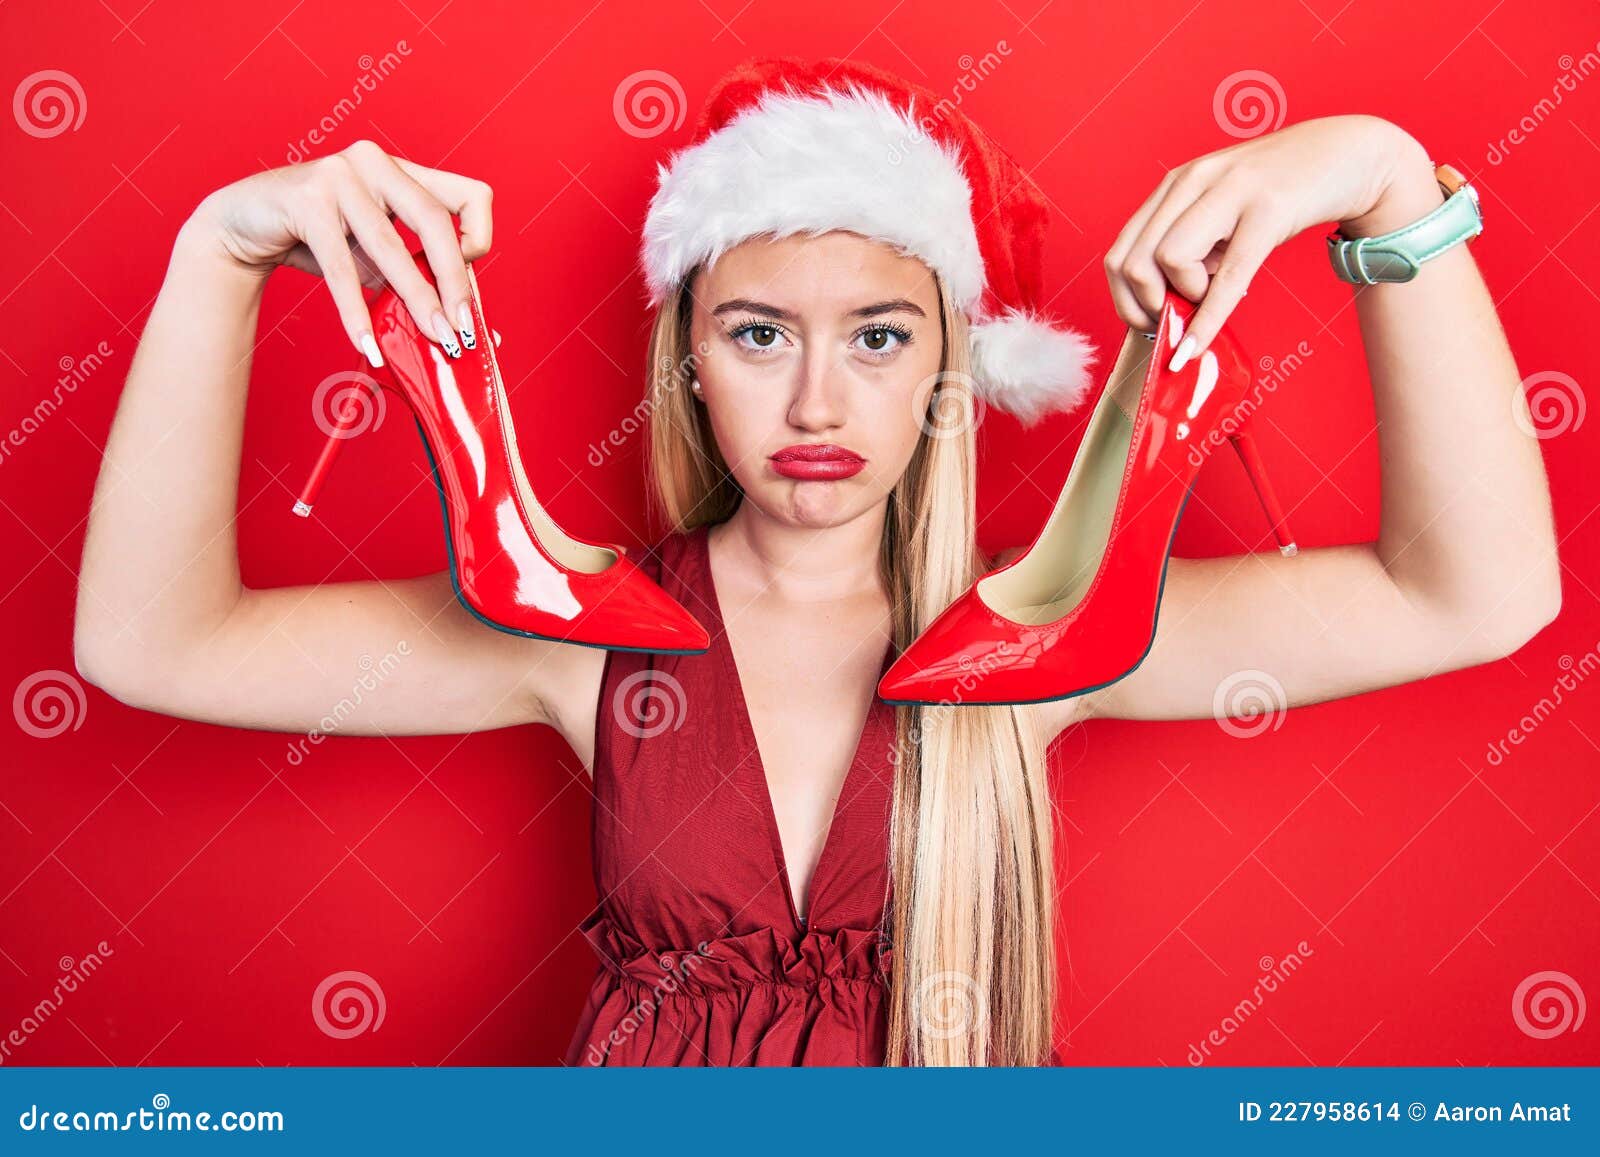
xmin=641 ymin=598 xmax=712 ymax=654
xmin=877 ymin=650 xmax=953 ymax=705
xmin=876 ymin=594 xmax=1004 ymax=705
xmin=622 ymin=574 xmax=711 ymax=654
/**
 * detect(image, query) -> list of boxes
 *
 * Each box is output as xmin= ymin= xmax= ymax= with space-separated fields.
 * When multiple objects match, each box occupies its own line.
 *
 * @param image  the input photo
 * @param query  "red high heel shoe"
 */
xmin=878 ymin=288 xmax=1295 ymax=706
xmin=293 ymin=252 xmax=710 ymax=655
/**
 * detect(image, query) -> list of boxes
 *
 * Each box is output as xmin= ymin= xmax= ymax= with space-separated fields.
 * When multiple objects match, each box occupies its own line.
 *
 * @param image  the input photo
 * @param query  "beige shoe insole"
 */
xmin=977 ymin=331 xmax=1153 ymax=626
xmin=467 ymin=264 xmax=617 ymax=575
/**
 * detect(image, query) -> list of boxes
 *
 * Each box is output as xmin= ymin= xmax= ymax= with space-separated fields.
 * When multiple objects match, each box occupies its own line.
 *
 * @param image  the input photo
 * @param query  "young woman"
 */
xmin=73 ymin=58 xmax=1560 ymax=1066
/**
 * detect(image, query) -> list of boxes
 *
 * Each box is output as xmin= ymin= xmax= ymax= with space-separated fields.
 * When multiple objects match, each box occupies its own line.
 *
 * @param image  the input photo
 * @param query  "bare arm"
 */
xmin=73 ymin=142 xmax=599 ymax=738
xmin=1037 ymin=119 xmax=1559 ymax=735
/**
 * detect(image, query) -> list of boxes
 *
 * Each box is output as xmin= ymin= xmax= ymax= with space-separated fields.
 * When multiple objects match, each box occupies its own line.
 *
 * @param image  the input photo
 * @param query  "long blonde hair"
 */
xmin=644 ymin=267 xmax=1055 ymax=1065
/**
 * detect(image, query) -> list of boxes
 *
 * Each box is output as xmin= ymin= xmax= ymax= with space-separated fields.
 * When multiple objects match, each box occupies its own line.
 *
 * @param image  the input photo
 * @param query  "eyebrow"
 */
xmin=711 ymin=297 xmax=927 ymax=321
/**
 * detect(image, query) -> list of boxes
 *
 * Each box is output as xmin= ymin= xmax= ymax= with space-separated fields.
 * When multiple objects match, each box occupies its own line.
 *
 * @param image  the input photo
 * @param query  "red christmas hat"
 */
xmin=640 ymin=56 xmax=1097 ymax=425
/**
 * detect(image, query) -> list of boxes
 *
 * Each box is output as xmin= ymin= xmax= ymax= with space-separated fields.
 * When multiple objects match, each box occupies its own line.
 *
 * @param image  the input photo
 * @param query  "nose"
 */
xmin=786 ymin=346 xmax=848 ymax=432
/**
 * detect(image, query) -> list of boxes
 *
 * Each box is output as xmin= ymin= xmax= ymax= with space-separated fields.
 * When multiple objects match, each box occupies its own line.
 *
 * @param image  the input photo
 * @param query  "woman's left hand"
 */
xmin=1103 ymin=113 xmax=1429 ymax=369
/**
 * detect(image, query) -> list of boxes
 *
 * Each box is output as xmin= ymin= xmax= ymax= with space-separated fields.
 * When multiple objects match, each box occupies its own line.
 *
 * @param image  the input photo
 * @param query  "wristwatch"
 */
xmin=1326 ymin=162 xmax=1482 ymax=284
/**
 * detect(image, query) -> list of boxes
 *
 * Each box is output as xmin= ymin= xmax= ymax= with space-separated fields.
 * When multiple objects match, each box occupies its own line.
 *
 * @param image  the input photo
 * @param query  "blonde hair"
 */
xmin=643 ymin=265 xmax=1056 ymax=1066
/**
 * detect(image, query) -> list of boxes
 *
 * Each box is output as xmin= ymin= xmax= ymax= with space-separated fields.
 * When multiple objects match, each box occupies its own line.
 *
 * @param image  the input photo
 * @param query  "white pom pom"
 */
xmin=968 ymin=309 xmax=1098 ymax=425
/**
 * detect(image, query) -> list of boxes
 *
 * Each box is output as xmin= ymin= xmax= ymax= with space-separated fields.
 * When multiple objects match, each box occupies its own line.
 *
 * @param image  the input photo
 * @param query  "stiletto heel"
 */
xmin=294 ymin=252 xmax=711 ymax=655
xmin=1228 ymin=426 xmax=1298 ymax=557
xmin=879 ymin=287 xmax=1298 ymax=706
xmin=292 ymin=379 xmax=377 ymax=518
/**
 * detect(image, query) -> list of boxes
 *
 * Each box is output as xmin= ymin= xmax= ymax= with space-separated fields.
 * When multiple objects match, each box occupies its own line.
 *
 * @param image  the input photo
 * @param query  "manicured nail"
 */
xmin=457 ymin=302 xmax=476 ymax=349
xmin=491 ymin=329 xmax=502 ymax=349
xmin=1168 ymin=335 xmax=1197 ymax=373
xmin=358 ymin=332 xmax=384 ymax=369
xmin=430 ymin=312 xmax=462 ymax=358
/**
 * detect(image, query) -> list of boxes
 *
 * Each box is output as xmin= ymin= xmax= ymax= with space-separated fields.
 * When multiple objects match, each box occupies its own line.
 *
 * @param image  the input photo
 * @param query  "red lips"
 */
xmin=769 ymin=443 xmax=866 ymax=481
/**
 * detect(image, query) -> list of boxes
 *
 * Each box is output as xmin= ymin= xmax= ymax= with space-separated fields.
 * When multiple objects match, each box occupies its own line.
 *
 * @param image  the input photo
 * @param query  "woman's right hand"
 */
xmin=189 ymin=138 xmax=494 ymax=365
xmin=76 ymin=135 xmax=597 ymax=747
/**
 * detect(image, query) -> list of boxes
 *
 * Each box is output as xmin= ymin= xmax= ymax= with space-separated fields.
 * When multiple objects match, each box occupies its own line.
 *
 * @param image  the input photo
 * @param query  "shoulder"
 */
xmin=539 ymin=525 xmax=706 ymax=767
xmin=1031 ymin=690 xmax=1095 ymax=745
xmin=632 ymin=523 xmax=711 ymax=599
xmin=633 ymin=525 xmax=692 ymax=575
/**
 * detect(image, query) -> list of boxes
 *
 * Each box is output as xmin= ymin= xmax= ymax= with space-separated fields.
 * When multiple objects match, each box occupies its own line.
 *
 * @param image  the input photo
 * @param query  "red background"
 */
xmin=2 ymin=0 xmax=1597 ymax=1067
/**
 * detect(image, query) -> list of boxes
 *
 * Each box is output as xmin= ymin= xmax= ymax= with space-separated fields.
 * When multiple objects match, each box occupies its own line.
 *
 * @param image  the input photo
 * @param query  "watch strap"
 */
xmin=1326 ymin=164 xmax=1483 ymax=284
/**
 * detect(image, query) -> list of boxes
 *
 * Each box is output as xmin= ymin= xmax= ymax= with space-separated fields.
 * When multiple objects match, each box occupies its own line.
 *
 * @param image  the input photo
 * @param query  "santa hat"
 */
xmin=640 ymin=56 xmax=1097 ymax=425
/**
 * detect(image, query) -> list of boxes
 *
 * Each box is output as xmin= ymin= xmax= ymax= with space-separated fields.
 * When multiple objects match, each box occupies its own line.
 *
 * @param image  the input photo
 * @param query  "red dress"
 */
xmin=566 ymin=523 xmax=898 ymax=1066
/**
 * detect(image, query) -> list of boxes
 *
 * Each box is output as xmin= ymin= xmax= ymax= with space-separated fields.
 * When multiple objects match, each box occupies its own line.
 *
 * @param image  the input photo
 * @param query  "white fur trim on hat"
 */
xmin=969 ymin=309 xmax=1098 ymax=426
xmin=642 ymin=81 xmax=1097 ymax=421
xmin=642 ymin=82 xmax=984 ymax=310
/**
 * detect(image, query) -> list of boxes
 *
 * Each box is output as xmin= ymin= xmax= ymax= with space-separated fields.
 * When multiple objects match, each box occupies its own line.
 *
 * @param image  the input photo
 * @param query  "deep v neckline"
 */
xmin=696 ymin=524 xmax=893 ymax=932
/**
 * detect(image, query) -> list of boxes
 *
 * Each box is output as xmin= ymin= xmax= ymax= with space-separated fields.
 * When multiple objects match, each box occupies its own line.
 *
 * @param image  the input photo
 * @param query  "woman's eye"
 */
xmin=727 ymin=321 xmax=910 ymax=356
xmin=855 ymin=325 xmax=910 ymax=355
xmin=731 ymin=323 xmax=784 ymax=351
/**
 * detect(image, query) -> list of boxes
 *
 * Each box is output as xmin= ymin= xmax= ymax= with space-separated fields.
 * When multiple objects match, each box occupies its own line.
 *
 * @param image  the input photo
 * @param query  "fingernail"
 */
xmin=457 ymin=302 xmax=476 ymax=349
xmin=491 ymin=328 xmax=502 ymax=349
xmin=430 ymin=312 xmax=462 ymax=358
xmin=359 ymin=332 xmax=384 ymax=369
xmin=1168 ymin=335 xmax=1196 ymax=373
